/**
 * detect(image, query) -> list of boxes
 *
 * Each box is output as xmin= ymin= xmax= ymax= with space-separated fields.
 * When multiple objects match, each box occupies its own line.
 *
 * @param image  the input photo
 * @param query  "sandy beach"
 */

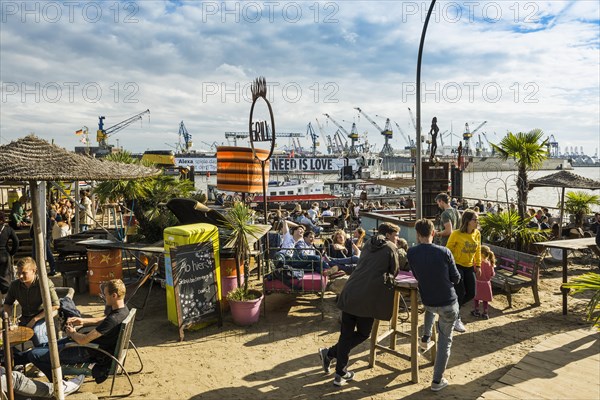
xmin=66 ymin=253 xmax=598 ymax=400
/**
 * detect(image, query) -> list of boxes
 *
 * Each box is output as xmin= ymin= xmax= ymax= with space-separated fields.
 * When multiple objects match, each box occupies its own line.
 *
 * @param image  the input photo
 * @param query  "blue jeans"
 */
xmin=328 ymin=255 xmax=359 ymax=274
xmin=21 ymin=318 xmax=49 ymax=347
xmin=422 ymin=301 xmax=459 ymax=383
xmin=28 ymin=338 xmax=92 ymax=382
xmin=31 ymin=238 xmax=56 ymax=273
xmin=290 ymin=254 xmax=331 ymax=272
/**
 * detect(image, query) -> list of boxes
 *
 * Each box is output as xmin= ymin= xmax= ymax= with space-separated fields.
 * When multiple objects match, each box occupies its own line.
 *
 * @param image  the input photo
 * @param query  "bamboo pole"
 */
xmin=30 ymin=181 xmax=64 ymax=399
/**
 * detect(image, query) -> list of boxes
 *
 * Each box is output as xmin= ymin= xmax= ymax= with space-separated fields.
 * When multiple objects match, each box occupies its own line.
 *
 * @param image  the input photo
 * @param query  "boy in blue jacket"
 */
xmin=408 ymin=218 xmax=460 ymax=392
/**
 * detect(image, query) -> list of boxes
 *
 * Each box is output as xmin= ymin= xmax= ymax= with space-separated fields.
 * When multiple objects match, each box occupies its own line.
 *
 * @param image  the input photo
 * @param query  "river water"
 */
xmin=195 ymin=166 xmax=600 ymax=212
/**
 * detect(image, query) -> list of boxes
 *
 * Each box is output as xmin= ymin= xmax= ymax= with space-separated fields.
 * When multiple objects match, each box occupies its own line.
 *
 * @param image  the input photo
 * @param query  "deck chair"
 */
xmin=61 ymin=308 xmax=143 ymax=398
xmin=124 ymin=263 xmax=158 ymax=320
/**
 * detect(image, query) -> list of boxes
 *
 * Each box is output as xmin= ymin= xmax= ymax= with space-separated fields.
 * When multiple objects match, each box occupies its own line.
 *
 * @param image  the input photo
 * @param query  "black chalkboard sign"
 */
xmin=171 ymin=241 xmax=222 ymax=341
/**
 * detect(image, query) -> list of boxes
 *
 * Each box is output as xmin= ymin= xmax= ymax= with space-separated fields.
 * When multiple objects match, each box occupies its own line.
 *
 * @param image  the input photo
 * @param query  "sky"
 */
xmin=1 ymin=0 xmax=599 ymax=157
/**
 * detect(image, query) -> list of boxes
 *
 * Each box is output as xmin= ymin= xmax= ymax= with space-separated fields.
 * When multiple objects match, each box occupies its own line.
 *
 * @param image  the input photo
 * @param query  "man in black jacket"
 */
xmin=318 ymin=222 xmax=400 ymax=386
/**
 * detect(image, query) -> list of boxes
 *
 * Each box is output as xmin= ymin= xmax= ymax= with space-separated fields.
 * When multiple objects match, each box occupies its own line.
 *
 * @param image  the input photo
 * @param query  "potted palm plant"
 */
xmin=563 ymin=191 xmax=600 ymax=228
xmin=222 ymin=201 xmax=269 ymax=325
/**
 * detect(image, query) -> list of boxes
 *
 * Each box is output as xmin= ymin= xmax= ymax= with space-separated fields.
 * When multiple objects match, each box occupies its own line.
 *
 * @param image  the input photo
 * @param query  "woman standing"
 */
xmin=446 ymin=209 xmax=481 ymax=333
xmin=0 ymin=211 xmax=19 ymax=299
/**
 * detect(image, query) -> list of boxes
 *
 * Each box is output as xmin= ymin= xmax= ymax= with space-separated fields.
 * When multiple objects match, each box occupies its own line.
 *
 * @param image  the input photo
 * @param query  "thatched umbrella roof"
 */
xmin=0 ymin=134 xmax=159 ymax=398
xmin=0 ymin=135 xmax=160 ymax=181
xmin=529 ymin=170 xmax=600 ymax=190
xmin=529 ymin=170 xmax=600 ymax=238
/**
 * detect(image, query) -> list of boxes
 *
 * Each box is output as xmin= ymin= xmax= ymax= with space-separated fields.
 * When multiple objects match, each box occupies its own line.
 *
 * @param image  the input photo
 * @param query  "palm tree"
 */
xmin=480 ymin=211 xmax=548 ymax=251
xmin=93 ymin=151 xmax=194 ymax=242
xmin=563 ymin=191 xmax=600 ymax=227
xmin=563 ymin=272 xmax=600 ymax=330
xmin=491 ymin=130 xmax=548 ymax=221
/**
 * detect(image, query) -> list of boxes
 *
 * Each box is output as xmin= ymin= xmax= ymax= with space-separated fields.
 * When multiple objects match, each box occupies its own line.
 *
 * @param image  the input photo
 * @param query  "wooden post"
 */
xmin=2 ymin=311 xmax=15 ymax=400
xmin=30 ymin=181 xmax=64 ymax=399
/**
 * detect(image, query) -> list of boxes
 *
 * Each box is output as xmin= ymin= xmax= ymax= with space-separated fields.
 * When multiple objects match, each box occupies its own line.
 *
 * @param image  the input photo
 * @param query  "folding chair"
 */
xmin=124 ymin=263 xmax=158 ymax=320
xmin=61 ymin=308 xmax=143 ymax=398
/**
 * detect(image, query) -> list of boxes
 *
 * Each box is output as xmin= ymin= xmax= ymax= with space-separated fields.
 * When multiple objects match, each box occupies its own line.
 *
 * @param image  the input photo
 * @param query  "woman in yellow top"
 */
xmin=446 ymin=209 xmax=481 ymax=333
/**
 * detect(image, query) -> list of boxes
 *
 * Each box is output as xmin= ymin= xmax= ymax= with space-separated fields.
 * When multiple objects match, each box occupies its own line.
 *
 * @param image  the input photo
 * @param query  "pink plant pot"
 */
xmin=229 ymin=293 xmax=263 ymax=326
xmin=221 ymin=275 xmax=245 ymax=310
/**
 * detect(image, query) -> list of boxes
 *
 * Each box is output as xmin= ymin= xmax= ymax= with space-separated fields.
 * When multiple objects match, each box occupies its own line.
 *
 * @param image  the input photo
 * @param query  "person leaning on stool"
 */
xmin=317 ymin=222 xmax=401 ymax=387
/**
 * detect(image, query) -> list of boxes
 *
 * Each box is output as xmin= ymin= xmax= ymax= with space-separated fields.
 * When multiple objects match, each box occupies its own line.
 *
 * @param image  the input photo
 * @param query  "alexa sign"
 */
xmin=248 ymin=76 xmax=276 ymax=162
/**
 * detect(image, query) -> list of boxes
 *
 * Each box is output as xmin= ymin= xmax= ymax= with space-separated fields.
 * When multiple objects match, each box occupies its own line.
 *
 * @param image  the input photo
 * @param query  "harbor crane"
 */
xmin=463 ymin=120 xmax=487 ymax=155
xmin=224 ymin=130 xmax=303 ymax=146
xmin=178 ymin=121 xmax=192 ymax=153
xmin=354 ymin=107 xmax=394 ymax=156
xmin=334 ymin=129 xmax=349 ymax=154
xmin=407 ymin=107 xmax=422 ymax=137
xmin=393 ymin=121 xmax=416 ymax=150
xmin=481 ymin=132 xmax=495 ymax=155
xmin=306 ymin=122 xmax=320 ymax=156
xmin=323 ymin=113 xmax=359 ymax=155
xmin=96 ymin=109 xmax=150 ymax=149
xmin=326 ymin=135 xmax=335 ymax=154
xmin=547 ymin=134 xmax=559 ymax=157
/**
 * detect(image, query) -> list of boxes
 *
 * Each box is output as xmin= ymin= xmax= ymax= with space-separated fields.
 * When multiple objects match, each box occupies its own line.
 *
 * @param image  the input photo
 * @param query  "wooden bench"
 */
xmin=486 ymin=244 xmax=542 ymax=308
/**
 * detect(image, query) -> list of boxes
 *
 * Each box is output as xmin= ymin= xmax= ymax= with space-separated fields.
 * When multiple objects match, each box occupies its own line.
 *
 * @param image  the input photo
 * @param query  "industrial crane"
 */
xmin=354 ymin=107 xmax=394 ymax=156
xmin=481 ymin=132 xmax=495 ymax=156
xmin=326 ymin=135 xmax=334 ymax=154
xmin=462 ymin=121 xmax=487 ymax=155
xmin=547 ymin=134 xmax=559 ymax=157
xmin=306 ymin=122 xmax=319 ymax=156
xmin=393 ymin=121 xmax=415 ymax=150
xmin=407 ymin=107 xmax=422 ymax=137
xmin=96 ymin=109 xmax=150 ymax=149
xmin=178 ymin=121 xmax=192 ymax=153
xmin=323 ymin=113 xmax=358 ymax=155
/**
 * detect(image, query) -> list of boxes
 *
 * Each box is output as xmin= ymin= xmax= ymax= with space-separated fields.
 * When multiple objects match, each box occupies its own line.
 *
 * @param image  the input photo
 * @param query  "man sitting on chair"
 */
xmin=28 ymin=279 xmax=129 ymax=383
xmin=3 ymin=257 xmax=59 ymax=347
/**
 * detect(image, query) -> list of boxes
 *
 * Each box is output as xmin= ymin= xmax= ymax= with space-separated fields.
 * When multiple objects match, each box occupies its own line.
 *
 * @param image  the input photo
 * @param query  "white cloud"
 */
xmin=0 ymin=1 xmax=598 ymax=156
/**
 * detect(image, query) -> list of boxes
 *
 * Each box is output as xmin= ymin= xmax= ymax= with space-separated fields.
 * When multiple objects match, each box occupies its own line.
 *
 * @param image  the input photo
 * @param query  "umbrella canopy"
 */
xmin=0 ymin=134 xmax=159 ymax=399
xmin=0 ymin=135 xmax=160 ymax=181
xmin=529 ymin=170 xmax=600 ymax=190
xmin=529 ymin=170 xmax=600 ymax=238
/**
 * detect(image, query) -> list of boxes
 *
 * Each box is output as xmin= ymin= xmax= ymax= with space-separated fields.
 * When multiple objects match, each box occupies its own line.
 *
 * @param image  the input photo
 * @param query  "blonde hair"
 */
xmin=103 ymin=279 xmax=126 ymax=300
xmin=333 ymin=229 xmax=346 ymax=244
xmin=397 ymin=238 xmax=409 ymax=251
xmin=16 ymin=257 xmax=37 ymax=272
xmin=481 ymin=245 xmax=496 ymax=266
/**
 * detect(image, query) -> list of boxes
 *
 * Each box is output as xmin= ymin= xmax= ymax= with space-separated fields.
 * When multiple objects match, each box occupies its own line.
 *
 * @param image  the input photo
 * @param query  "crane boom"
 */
xmin=471 ymin=121 xmax=487 ymax=134
xmin=323 ymin=113 xmax=350 ymax=136
xmin=355 ymin=107 xmax=383 ymax=132
xmin=393 ymin=121 xmax=415 ymax=148
xmin=97 ymin=109 xmax=150 ymax=148
xmin=306 ymin=122 xmax=319 ymax=155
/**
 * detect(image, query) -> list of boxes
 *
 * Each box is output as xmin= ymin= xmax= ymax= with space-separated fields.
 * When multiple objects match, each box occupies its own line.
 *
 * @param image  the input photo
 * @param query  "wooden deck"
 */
xmin=478 ymin=328 xmax=600 ymax=400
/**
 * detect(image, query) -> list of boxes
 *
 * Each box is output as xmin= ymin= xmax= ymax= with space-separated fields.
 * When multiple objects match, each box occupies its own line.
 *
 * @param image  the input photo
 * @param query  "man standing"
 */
xmin=408 ymin=219 xmax=460 ymax=392
xmin=3 ymin=257 xmax=59 ymax=346
xmin=318 ymin=222 xmax=400 ymax=386
xmin=28 ymin=279 xmax=129 ymax=383
xmin=434 ymin=193 xmax=460 ymax=246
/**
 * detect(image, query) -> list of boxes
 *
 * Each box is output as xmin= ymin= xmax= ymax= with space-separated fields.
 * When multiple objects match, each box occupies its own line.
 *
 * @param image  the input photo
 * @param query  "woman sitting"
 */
xmin=293 ymin=231 xmax=338 ymax=276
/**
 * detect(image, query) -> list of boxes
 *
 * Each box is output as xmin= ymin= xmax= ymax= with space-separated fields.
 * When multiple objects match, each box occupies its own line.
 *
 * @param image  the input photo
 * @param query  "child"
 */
xmin=472 ymin=245 xmax=496 ymax=319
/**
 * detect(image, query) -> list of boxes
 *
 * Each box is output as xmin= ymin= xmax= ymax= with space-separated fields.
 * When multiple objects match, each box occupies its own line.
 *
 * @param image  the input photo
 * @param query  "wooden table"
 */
xmin=0 ymin=326 xmax=34 ymax=346
xmin=536 ymin=237 xmax=597 ymax=315
xmin=369 ymin=271 xmax=423 ymax=383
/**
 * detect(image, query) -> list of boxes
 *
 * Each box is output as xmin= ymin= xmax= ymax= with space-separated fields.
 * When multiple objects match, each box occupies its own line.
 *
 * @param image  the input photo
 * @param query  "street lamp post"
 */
xmin=415 ymin=0 xmax=437 ymax=219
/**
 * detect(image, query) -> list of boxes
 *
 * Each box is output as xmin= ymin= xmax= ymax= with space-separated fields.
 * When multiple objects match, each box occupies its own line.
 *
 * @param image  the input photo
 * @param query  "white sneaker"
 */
xmin=63 ymin=375 xmax=85 ymax=396
xmin=453 ymin=318 xmax=466 ymax=333
xmin=418 ymin=339 xmax=435 ymax=353
xmin=431 ymin=377 xmax=449 ymax=391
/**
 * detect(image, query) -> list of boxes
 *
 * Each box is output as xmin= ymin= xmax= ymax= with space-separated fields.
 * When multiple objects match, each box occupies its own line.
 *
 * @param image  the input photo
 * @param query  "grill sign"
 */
xmin=248 ymin=77 xmax=275 ymax=162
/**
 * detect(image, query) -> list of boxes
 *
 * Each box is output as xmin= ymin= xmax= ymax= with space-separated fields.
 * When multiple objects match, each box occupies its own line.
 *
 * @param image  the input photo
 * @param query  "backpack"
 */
xmin=58 ymin=296 xmax=82 ymax=330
